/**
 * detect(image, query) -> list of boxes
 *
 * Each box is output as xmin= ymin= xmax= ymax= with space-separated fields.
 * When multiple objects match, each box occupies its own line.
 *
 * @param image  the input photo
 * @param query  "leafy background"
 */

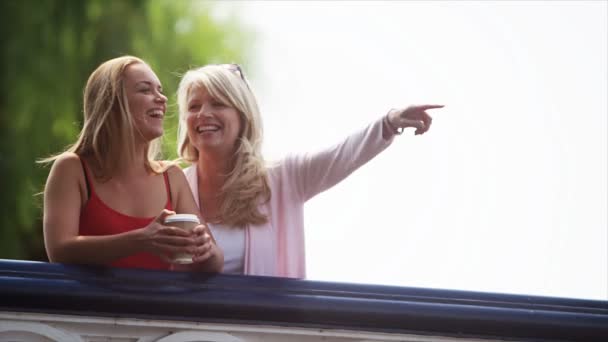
xmin=0 ymin=0 xmax=251 ymax=261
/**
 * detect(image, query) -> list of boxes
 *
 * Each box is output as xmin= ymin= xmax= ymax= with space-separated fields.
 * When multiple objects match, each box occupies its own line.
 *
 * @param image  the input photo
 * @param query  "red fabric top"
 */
xmin=79 ymin=160 xmax=172 ymax=270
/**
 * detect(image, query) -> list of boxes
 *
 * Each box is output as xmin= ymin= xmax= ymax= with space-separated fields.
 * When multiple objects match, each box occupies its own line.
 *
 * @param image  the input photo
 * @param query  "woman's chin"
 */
xmin=141 ymin=128 xmax=164 ymax=142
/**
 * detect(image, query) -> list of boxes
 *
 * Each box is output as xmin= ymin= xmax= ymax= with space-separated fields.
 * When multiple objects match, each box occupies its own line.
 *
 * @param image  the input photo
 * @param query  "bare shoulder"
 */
xmin=48 ymin=152 xmax=83 ymax=179
xmin=164 ymin=162 xmax=190 ymax=189
xmin=44 ymin=152 xmax=85 ymax=200
xmin=165 ymin=163 xmax=186 ymax=178
xmin=162 ymin=162 xmax=198 ymax=212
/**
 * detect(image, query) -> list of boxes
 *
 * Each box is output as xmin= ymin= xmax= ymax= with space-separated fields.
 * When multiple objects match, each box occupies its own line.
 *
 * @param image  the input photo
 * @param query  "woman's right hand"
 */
xmin=387 ymin=104 xmax=444 ymax=135
xmin=139 ymin=209 xmax=195 ymax=262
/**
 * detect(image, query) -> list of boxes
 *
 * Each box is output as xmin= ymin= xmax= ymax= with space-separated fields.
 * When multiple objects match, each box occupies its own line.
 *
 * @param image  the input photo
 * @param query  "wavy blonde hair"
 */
xmin=40 ymin=56 xmax=165 ymax=180
xmin=177 ymin=65 xmax=270 ymax=226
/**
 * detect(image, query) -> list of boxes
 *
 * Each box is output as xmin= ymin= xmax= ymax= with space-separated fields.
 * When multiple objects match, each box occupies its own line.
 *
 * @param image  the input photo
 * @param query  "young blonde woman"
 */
xmin=42 ymin=56 xmax=223 ymax=271
xmin=176 ymin=63 xmax=442 ymax=278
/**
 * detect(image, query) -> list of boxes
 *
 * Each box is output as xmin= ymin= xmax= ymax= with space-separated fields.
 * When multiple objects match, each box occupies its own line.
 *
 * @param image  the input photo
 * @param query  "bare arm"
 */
xmin=43 ymin=153 xmax=193 ymax=264
xmin=168 ymin=165 xmax=224 ymax=272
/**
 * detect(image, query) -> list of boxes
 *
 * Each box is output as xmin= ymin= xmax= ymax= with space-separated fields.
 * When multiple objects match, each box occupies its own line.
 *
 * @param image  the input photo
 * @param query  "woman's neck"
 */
xmin=196 ymin=152 xmax=231 ymax=192
xmin=112 ymin=143 xmax=150 ymax=180
xmin=196 ymin=152 xmax=233 ymax=222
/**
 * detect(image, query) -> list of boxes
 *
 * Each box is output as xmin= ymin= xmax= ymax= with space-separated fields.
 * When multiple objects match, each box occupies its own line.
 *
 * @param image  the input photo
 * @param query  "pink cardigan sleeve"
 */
xmin=281 ymin=116 xmax=394 ymax=202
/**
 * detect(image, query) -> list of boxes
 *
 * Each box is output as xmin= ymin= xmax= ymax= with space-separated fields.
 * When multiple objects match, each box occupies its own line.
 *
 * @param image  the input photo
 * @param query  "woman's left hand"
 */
xmin=172 ymin=223 xmax=223 ymax=272
xmin=191 ymin=224 xmax=219 ymax=265
xmin=388 ymin=104 xmax=444 ymax=135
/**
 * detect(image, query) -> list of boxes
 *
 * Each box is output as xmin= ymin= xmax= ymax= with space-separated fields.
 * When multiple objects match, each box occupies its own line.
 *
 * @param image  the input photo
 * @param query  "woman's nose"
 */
xmin=155 ymin=92 xmax=167 ymax=104
xmin=197 ymin=103 xmax=213 ymax=118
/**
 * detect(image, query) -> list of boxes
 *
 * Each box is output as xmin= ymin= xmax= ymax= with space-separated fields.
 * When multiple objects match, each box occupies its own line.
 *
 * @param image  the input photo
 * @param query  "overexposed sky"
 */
xmin=218 ymin=1 xmax=607 ymax=300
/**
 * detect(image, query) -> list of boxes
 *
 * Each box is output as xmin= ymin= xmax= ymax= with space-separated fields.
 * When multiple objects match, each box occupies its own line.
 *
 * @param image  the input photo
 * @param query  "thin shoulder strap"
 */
xmin=163 ymin=171 xmax=173 ymax=207
xmin=80 ymin=157 xmax=92 ymax=200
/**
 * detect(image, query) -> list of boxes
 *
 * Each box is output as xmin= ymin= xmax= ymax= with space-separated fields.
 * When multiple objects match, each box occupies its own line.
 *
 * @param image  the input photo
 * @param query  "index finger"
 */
xmin=161 ymin=225 xmax=192 ymax=237
xmin=417 ymin=104 xmax=444 ymax=111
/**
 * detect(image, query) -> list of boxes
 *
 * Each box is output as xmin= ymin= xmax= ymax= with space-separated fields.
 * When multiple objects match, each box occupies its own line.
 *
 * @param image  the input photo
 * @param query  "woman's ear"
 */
xmin=238 ymin=111 xmax=248 ymax=138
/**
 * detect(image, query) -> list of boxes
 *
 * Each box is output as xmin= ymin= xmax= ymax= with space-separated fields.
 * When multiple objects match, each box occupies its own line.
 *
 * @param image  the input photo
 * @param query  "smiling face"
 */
xmin=185 ymin=85 xmax=242 ymax=158
xmin=123 ymin=62 xmax=167 ymax=141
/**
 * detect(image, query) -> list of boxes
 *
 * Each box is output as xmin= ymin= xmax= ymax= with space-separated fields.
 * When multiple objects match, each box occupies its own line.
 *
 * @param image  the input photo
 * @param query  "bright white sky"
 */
xmin=216 ymin=1 xmax=607 ymax=300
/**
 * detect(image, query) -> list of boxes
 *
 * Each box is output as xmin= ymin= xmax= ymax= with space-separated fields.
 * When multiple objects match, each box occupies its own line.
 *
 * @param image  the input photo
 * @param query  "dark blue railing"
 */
xmin=1 ymin=259 xmax=606 ymax=341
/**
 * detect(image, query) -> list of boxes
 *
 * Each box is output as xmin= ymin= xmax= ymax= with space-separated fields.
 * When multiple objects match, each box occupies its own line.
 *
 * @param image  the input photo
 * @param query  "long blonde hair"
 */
xmin=40 ymin=56 xmax=164 ymax=180
xmin=177 ymin=65 xmax=270 ymax=226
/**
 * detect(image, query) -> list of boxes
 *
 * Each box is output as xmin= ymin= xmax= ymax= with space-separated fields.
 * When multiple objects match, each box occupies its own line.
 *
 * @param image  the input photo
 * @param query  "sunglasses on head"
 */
xmin=219 ymin=63 xmax=248 ymax=85
xmin=220 ymin=63 xmax=245 ymax=81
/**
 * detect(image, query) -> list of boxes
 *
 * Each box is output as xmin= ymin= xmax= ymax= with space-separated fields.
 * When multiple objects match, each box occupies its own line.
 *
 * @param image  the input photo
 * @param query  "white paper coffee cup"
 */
xmin=164 ymin=214 xmax=200 ymax=264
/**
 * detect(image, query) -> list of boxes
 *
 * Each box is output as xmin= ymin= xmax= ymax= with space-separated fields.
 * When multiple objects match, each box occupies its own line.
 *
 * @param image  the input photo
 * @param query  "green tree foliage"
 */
xmin=0 ymin=0 xmax=252 ymax=261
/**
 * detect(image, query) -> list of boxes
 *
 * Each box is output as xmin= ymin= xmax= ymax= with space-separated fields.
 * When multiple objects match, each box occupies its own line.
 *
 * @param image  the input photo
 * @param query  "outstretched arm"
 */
xmin=286 ymin=105 xmax=444 ymax=202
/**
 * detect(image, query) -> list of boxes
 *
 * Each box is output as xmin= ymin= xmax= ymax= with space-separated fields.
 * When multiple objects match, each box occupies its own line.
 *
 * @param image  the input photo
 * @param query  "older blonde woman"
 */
xmin=176 ymin=63 xmax=441 ymax=278
xmin=42 ymin=56 xmax=223 ymax=271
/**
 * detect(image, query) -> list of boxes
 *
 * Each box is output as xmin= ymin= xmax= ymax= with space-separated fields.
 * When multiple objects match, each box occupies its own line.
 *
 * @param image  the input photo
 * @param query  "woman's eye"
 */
xmin=211 ymin=101 xmax=225 ymax=107
xmin=189 ymin=104 xmax=201 ymax=111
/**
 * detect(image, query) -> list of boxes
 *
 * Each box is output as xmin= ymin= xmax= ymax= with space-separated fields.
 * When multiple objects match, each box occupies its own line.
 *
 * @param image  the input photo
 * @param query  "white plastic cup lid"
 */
xmin=164 ymin=214 xmax=200 ymax=224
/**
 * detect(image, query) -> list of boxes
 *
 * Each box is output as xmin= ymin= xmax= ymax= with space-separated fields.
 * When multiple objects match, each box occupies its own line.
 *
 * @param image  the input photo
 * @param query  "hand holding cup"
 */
xmin=191 ymin=224 xmax=217 ymax=264
xmin=163 ymin=214 xmax=200 ymax=264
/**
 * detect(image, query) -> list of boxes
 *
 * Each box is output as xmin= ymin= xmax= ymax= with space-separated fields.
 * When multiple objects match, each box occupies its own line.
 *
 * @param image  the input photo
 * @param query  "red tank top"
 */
xmin=79 ymin=159 xmax=172 ymax=270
